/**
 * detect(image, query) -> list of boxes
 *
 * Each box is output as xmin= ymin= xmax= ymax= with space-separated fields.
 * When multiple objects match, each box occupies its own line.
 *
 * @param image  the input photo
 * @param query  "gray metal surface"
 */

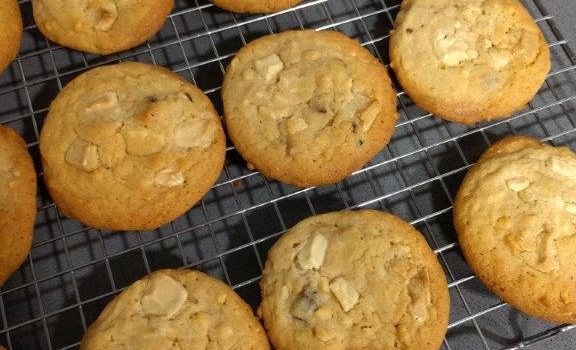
xmin=0 ymin=0 xmax=575 ymax=349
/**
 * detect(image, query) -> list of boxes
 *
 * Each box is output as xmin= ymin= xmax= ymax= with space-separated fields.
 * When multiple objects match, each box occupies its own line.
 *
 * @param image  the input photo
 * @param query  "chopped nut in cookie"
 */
xmin=141 ymin=273 xmax=188 ymax=318
xmin=296 ymin=233 xmax=328 ymax=270
xmin=291 ymin=286 xmax=327 ymax=321
xmin=65 ymin=139 xmax=100 ymax=172
xmin=329 ymin=277 xmax=359 ymax=312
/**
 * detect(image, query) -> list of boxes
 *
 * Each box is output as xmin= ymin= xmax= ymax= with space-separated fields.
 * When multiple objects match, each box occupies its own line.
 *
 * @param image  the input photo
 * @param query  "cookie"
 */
xmin=223 ymin=30 xmax=398 ymax=187
xmin=0 ymin=0 xmax=23 ymax=74
xmin=259 ymin=210 xmax=449 ymax=350
xmin=210 ymin=0 xmax=303 ymax=13
xmin=0 ymin=126 xmax=37 ymax=286
xmin=81 ymin=269 xmax=270 ymax=349
xmin=32 ymin=0 xmax=174 ymax=55
xmin=454 ymin=136 xmax=576 ymax=323
xmin=389 ymin=0 xmax=551 ymax=124
xmin=40 ymin=62 xmax=226 ymax=231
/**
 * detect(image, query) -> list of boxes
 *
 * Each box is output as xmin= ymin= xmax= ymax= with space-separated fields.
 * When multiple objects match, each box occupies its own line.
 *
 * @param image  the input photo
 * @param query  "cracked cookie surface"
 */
xmin=40 ymin=62 xmax=225 ymax=231
xmin=210 ymin=0 xmax=303 ymax=13
xmin=223 ymin=30 xmax=398 ymax=187
xmin=0 ymin=126 xmax=37 ymax=286
xmin=389 ymin=0 xmax=550 ymax=124
xmin=0 ymin=0 xmax=22 ymax=74
xmin=454 ymin=136 xmax=576 ymax=323
xmin=80 ymin=269 xmax=270 ymax=350
xmin=32 ymin=0 xmax=174 ymax=54
xmin=259 ymin=210 xmax=449 ymax=350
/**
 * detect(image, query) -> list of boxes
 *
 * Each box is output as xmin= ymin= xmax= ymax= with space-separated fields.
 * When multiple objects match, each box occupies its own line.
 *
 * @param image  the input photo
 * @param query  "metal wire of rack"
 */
xmin=0 ymin=0 xmax=575 ymax=349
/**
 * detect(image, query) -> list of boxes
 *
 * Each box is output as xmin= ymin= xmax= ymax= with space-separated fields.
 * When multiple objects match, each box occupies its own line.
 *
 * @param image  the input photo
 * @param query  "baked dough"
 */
xmin=0 ymin=0 xmax=23 ymax=74
xmin=454 ymin=136 xmax=576 ymax=323
xmin=389 ymin=0 xmax=550 ymax=124
xmin=40 ymin=62 xmax=226 ymax=231
xmin=0 ymin=125 xmax=37 ymax=286
xmin=259 ymin=210 xmax=449 ymax=350
xmin=32 ymin=0 xmax=174 ymax=55
xmin=81 ymin=269 xmax=270 ymax=350
xmin=210 ymin=0 xmax=303 ymax=13
xmin=223 ymin=30 xmax=398 ymax=187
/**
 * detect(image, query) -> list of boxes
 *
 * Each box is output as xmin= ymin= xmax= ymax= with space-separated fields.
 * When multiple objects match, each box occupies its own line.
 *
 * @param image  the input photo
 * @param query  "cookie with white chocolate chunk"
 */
xmin=40 ymin=62 xmax=225 ymax=231
xmin=80 ymin=269 xmax=270 ymax=350
xmin=454 ymin=136 xmax=576 ymax=323
xmin=0 ymin=125 xmax=37 ymax=287
xmin=222 ymin=30 xmax=398 ymax=187
xmin=32 ymin=0 xmax=174 ymax=55
xmin=210 ymin=0 xmax=303 ymax=13
xmin=0 ymin=0 xmax=22 ymax=75
xmin=259 ymin=210 xmax=449 ymax=350
xmin=389 ymin=0 xmax=550 ymax=124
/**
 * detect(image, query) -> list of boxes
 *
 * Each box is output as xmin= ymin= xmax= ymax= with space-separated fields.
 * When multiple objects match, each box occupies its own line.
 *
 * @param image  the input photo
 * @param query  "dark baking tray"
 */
xmin=1 ymin=0 xmax=576 ymax=349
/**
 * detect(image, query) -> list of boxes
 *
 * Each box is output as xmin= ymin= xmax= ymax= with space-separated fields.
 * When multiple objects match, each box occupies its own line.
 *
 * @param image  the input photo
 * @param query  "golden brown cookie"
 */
xmin=259 ymin=210 xmax=449 ymax=350
xmin=210 ymin=0 xmax=303 ymax=13
xmin=40 ymin=62 xmax=226 ymax=231
xmin=454 ymin=136 xmax=576 ymax=323
xmin=389 ymin=0 xmax=551 ymax=124
xmin=223 ymin=30 xmax=398 ymax=187
xmin=32 ymin=0 xmax=174 ymax=55
xmin=0 ymin=125 xmax=37 ymax=286
xmin=0 ymin=0 xmax=23 ymax=74
xmin=81 ymin=269 xmax=270 ymax=350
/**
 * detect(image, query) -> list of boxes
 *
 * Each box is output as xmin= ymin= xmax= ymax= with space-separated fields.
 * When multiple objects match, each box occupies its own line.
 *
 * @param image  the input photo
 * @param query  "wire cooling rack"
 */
xmin=1 ymin=0 xmax=575 ymax=349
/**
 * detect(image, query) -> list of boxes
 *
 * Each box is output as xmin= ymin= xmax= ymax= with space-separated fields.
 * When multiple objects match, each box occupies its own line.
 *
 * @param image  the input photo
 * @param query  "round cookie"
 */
xmin=32 ymin=0 xmax=174 ymax=55
xmin=210 ymin=0 xmax=303 ymax=13
xmin=81 ymin=269 xmax=270 ymax=350
xmin=0 ymin=126 xmax=37 ymax=286
xmin=259 ymin=210 xmax=449 ymax=350
xmin=0 ymin=0 xmax=23 ymax=74
xmin=454 ymin=136 xmax=576 ymax=323
xmin=223 ymin=30 xmax=398 ymax=187
xmin=389 ymin=0 xmax=551 ymax=124
xmin=40 ymin=62 xmax=226 ymax=231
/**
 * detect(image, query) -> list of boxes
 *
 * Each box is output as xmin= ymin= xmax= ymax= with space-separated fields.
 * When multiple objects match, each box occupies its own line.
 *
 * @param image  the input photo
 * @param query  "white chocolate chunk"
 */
xmin=286 ymin=117 xmax=309 ymax=134
xmin=174 ymin=119 xmax=215 ymax=149
xmin=94 ymin=3 xmax=118 ymax=31
xmin=297 ymin=234 xmax=328 ymax=270
xmin=441 ymin=50 xmax=471 ymax=67
xmin=254 ymin=54 xmax=284 ymax=81
xmin=329 ymin=277 xmax=359 ymax=312
xmin=548 ymin=157 xmax=576 ymax=177
xmin=408 ymin=271 xmax=431 ymax=322
xmin=506 ymin=177 xmax=529 ymax=192
xmin=141 ymin=273 xmax=188 ymax=317
xmin=566 ymin=202 xmax=576 ymax=215
xmin=359 ymin=101 xmax=381 ymax=132
xmin=155 ymin=169 xmax=185 ymax=187
xmin=122 ymin=125 xmax=166 ymax=156
xmin=338 ymin=94 xmax=371 ymax=122
xmin=85 ymin=91 xmax=118 ymax=113
xmin=65 ymin=139 xmax=100 ymax=172
xmin=411 ymin=297 xmax=428 ymax=322
xmin=490 ymin=50 xmax=512 ymax=69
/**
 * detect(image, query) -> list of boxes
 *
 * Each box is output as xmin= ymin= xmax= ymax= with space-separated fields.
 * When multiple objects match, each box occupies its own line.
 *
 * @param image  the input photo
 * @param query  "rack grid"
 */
xmin=1 ymin=0 xmax=576 ymax=349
